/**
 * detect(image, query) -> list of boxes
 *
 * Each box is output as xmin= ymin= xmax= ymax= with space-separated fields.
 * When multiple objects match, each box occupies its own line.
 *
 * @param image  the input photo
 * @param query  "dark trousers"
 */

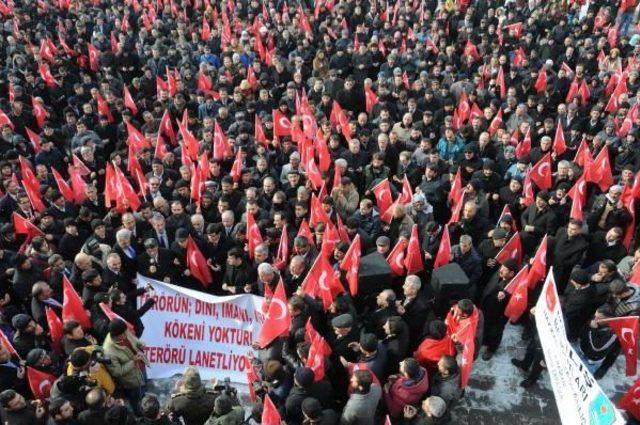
xmin=520 ymin=338 xmax=544 ymax=381
xmin=483 ymin=317 xmax=507 ymax=353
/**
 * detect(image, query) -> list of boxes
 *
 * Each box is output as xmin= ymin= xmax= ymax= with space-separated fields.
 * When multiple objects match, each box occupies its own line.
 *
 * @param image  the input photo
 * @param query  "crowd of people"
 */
xmin=1 ymin=0 xmax=640 ymax=423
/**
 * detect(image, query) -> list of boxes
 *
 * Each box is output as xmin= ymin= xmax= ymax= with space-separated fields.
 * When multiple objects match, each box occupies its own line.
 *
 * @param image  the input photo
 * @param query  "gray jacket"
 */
xmin=340 ymin=384 xmax=382 ymax=425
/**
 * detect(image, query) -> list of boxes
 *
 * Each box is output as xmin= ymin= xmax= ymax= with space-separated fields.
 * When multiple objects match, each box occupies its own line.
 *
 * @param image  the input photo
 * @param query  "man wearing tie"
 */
xmin=145 ymin=213 xmax=174 ymax=250
xmin=137 ymin=238 xmax=175 ymax=282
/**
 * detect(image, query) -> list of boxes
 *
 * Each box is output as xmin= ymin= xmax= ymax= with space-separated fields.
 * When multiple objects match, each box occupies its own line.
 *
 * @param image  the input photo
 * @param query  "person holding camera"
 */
xmin=203 ymin=394 xmax=245 ymax=425
xmin=67 ymin=347 xmax=115 ymax=396
xmin=165 ymin=366 xmax=218 ymax=425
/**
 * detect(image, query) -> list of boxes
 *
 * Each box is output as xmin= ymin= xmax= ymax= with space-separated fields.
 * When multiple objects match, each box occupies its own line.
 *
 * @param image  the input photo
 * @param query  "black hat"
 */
xmin=331 ymin=313 xmax=353 ymax=328
xmin=91 ymin=219 xmax=106 ymax=230
xmin=82 ymin=269 xmax=99 ymax=282
xmin=492 ymin=228 xmax=508 ymax=240
xmin=108 ymin=319 xmax=128 ymax=337
xmin=26 ymin=348 xmax=46 ymax=366
xmin=294 ymin=367 xmax=315 ymax=388
xmin=570 ymin=269 xmax=590 ymax=286
xmin=11 ymin=313 xmax=31 ymax=331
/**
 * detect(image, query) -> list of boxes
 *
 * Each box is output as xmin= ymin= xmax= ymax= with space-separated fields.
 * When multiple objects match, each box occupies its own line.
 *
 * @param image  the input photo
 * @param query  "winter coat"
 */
xmin=102 ymin=332 xmax=148 ymax=389
xmin=384 ymin=367 xmax=430 ymax=417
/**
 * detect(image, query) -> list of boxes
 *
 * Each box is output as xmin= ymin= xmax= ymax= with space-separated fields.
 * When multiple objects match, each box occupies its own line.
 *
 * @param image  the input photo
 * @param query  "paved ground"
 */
xmin=451 ymin=323 xmax=633 ymax=425
xmin=147 ymin=322 xmax=635 ymax=424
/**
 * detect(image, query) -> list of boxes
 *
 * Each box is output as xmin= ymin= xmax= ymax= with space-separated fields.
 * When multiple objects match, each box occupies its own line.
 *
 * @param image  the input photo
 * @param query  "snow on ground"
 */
xmin=147 ymin=322 xmax=635 ymax=424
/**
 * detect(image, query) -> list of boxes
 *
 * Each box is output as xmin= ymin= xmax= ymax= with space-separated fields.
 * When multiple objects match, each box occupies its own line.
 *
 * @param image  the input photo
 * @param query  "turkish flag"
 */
xmin=488 ymin=108 xmax=503 ymax=136
xmin=498 ymin=204 xmax=518 ymax=232
xmin=605 ymin=77 xmax=628 ymax=113
xmin=27 ymin=367 xmax=55 ymax=400
xmin=495 ymin=232 xmax=522 ymax=266
xmin=309 ymin=194 xmax=330 ymax=228
xmin=504 ymin=265 xmax=530 ymax=322
xmin=159 ymin=109 xmax=176 ymax=145
xmin=496 ymin=66 xmax=506 ymax=98
xmin=96 ymin=93 xmax=114 ymax=123
xmin=113 ymin=163 xmax=141 ymax=212
xmin=340 ymin=234 xmax=361 ymax=296
xmin=213 ymin=120 xmax=231 ymax=160
xmin=255 ymin=114 xmax=268 ymax=148
xmin=619 ymin=103 xmax=639 ymax=138
xmin=459 ymin=336 xmax=476 ymax=388
xmin=45 ymin=306 xmax=63 ymax=354
xmin=387 ymin=239 xmax=407 ymax=276
xmin=567 ymin=175 xmax=587 ymax=220
xmin=70 ymin=154 xmax=90 ymax=178
xmin=364 ymin=85 xmax=378 ymax=114
xmin=229 ymin=149 xmax=243 ymax=183
xmin=247 ymin=211 xmax=263 ymax=260
xmin=68 ymin=165 xmax=87 ymax=204
xmin=619 ymin=377 xmax=640 ymax=420
xmin=296 ymin=219 xmax=315 ymax=248
xmin=553 ymin=122 xmax=567 ymax=156
xmin=186 ymin=236 xmax=213 ymax=287
xmin=605 ymin=316 xmax=639 ymax=376
xmin=306 ymin=157 xmax=323 ymax=190
xmin=448 ymin=189 xmax=466 ymax=224
xmin=457 ymin=91 xmax=470 ymax=122
xmin=62 ymin=276 xmax=91 ymax=329
xmin=306 ymin=334 xmax=326 ymax=381
xmin=448 ymin=167 xmax=462 ymax=204
xmin=123 ymin=85 xmax=138 ymax=116
xmin=565 ymin=78 xmax=580 ymax=103
xmin=262 ymin=394 xmax=282 ymax=425
xmin=398 ymin=175 xmax=414 ymax=205
xmin=0 ymin=107 xmax=14 ymax=130
xmin=528 ymin=235 xmax=548 ymax=289
xmin=320 ymin=221 xmax=340 ymax=258
xmin=573 ymin=138 xmax=592 ymax=167
xmin=99 ymin=302 xmax=135 ymax=333
xmin=273 ymin=225 xmax=290 ymax=272
xmin=529 ymin=152 xmax=552 ymax=190
xmin=38 ymin=63 xmax=58 ymax=88
xmin=404 ymin=224 xmax=424 ymax=274
xmin=31 ymin=97 xmax=47 ymax=128
xmin=273 ymin=109 xmax=292 ymax=137
xmin=402 ymin=71 xmax=410 ymax=89
xmin=534 ymin=67 xmax=547 ymax=93
xmin=372 ymin=178 xmax=394 ymax=216
xmin=22 ymin=173 xmax=46 ymax=213
xmin=463 ymin=40 xmax=480 ymax=61
xmin=87 ymin=43 xmax=100 ymax=72
xmin=433 ymin=225 xmax=451 ymax=269
xmin=302 ymin=255 xmax=343 ymax=309
xmin=380 ymin=197 xmax=400 ymax=225
xmin=12 ymin=212 xmax=44 ymax=240
xmin=515 ymin=128 xmax=531 ymax=160
xmin=51 ymin=168 xmax=74 ymax=202
xmin=256 ymin=280 xmax=291 ymax=348
xmin=25 ymin=128 xmax=41 ymax=153
xmin=201 ymin=15 xmax=211 ymax=40
xmin=305 ymin=319 xmax=332 ymax=356
xmin=0 ymin=329 xmax=18 ymax=358
xmin=588 ymin=147 xmax=614 ymax=192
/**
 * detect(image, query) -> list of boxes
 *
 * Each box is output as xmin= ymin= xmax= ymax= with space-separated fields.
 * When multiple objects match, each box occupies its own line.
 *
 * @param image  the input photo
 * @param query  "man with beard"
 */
xmin=479 ymin=260 xmax=517 ymax=360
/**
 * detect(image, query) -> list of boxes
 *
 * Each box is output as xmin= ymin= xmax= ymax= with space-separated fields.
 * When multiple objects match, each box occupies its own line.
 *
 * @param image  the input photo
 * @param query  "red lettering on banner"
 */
xmin=163 ymin=320 xmax=206 ymax=340
xmin=221 ymin=304 xmax=250 ymax=321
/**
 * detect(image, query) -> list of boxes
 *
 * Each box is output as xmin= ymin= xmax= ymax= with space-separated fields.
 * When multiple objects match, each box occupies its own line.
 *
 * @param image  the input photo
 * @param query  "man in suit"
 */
xmin=137 ymin=238 xmax=175 ymax=283
xmin=112 ymin=229 xmax=138 ymax=282
xmin=102 ymin=253 xmax=136 ymax=298
xmin=144 ymin=213 xmax=174 ymax=250
xmin=550 ymin=219 xmax=590 ymax=294
xmin=120 ymin=212 xmax=150 ymax=251
xmin=397 ymin=275 xmax=432 ymax=349
xmin=520 ymin=190 xmax=557 ymax=252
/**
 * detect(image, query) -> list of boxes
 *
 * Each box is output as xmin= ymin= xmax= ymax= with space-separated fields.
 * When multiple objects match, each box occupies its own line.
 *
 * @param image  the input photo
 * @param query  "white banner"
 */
xmin=137 ymin=274 xmax=265 ymax=383
xmin=535 ymin=269 xmax=624 ymax=425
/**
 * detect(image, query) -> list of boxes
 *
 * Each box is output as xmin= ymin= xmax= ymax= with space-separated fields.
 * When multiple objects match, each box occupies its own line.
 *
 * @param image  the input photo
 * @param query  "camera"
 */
xmin=214 ymin=377 xmax=239 ymax=405
xmin=90 ymin=348 xmax=112 ymax=365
